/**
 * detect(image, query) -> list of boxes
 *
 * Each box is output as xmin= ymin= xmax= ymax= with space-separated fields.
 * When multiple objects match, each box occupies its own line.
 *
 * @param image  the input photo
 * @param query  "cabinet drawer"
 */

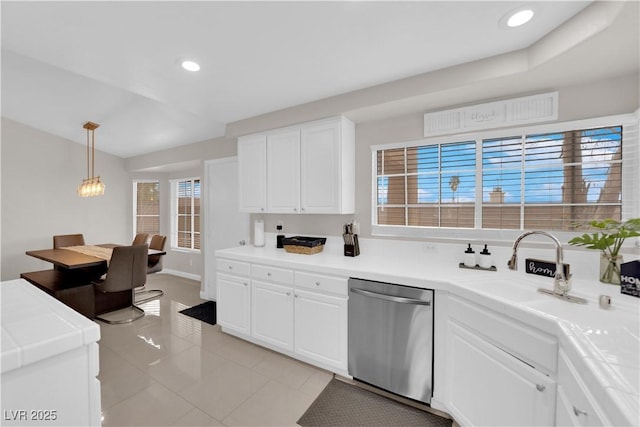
xmin=217 ymin=259 xmax=250 ymax=277
xmin=295 ymin=271 xmax=347 ymax=296
xmin=252 ymin=264 xmax=294 ymax=285
xmin=449 ymin=295 xmax=557 ymax=374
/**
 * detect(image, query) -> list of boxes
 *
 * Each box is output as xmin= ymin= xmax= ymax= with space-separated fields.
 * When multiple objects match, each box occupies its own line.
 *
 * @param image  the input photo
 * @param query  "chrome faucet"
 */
xmin=508 ymin=231 xmax=571 ymax=296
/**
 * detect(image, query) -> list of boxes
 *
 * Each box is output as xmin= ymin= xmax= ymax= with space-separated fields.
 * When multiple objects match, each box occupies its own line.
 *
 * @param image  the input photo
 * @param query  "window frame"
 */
xmin=132 ymin=179 xmax=160 ymax=240
xmin=170 ymin=177 xmax=201 ymax=253
xmin=371 ymin=113 xmax=639 ymax=245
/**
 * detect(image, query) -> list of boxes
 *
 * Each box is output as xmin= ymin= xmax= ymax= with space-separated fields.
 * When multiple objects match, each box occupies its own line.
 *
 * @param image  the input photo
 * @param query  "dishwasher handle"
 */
xmin=350 ymin=287 xmax=431 ymax=306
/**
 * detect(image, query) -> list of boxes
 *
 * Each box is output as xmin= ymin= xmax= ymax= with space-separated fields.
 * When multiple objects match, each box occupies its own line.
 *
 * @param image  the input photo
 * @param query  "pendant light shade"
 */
xmin=77 ymin=121 xmax=105 ymax=197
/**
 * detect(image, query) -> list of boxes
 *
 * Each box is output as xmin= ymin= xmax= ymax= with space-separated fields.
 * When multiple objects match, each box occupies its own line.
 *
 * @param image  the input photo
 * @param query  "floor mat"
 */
xmin=178 ymin=301 xmax=216 ymax=325
xmin=298 ymin=378 xmax=452 ymax=427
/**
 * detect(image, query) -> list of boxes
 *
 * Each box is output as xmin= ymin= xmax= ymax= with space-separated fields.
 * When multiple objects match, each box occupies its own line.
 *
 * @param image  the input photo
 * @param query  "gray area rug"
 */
xmin=297 ymin=379 xmax=453 ymax=427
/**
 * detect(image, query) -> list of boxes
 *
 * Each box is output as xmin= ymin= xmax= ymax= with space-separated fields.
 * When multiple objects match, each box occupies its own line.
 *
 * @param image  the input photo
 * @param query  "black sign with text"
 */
xmin=525 ymin=258 xmax=570 ymax=279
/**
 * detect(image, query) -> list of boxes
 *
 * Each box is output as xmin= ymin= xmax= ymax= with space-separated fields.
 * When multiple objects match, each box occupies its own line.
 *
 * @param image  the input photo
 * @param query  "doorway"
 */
xmin=202 ymin=157 xmax=250 ymax=299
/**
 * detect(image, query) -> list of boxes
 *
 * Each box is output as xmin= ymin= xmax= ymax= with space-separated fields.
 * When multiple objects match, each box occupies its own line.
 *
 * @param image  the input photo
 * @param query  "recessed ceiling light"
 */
xmin=507 ymin=9 xmax=534 ymax=27
xmin=181 ymin=60 xmax=200 ymax=72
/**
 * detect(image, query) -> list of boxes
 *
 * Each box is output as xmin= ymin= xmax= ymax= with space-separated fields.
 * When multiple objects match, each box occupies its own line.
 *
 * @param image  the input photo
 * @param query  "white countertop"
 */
xmin=217 ymin=236 xmax=640 ymax=425
xmin=1 ymin=278 xmax=101 ymax=374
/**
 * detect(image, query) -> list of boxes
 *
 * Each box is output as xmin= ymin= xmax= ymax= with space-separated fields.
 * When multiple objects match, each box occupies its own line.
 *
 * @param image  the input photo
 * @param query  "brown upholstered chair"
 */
xmin=147 ymin=235 xmax=166 ymax=274
xmin=52 ymin=233 xmax=106 ymax=278
xmin=53 ymin=234 xmax=85 ymax=248
xmin=132 ymin=233 xmax=149 ymax=246
xmin=135 ymin=235 xmax=166 ymax=304
xmin=94 ymin=244 xmax=148 ymax=324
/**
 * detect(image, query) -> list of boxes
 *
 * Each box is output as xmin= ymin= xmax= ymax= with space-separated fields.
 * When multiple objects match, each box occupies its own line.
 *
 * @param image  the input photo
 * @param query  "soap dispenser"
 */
xmin=464 ymin=244 xmax=476 ymax=268
xmin=478 ymin=244 xmax=492 ymax=269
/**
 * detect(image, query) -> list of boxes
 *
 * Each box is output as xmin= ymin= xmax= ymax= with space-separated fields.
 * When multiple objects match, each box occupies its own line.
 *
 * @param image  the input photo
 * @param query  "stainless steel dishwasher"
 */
xmin=348 ymin=278 xmax=434 ymax=404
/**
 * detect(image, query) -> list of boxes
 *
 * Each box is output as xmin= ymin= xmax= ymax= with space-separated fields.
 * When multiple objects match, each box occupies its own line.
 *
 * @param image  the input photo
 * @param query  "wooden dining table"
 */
xmin=26 ymin=244 xmax=166 ymax=269
xmin=21 ymin=244 xmax=167 ymax=318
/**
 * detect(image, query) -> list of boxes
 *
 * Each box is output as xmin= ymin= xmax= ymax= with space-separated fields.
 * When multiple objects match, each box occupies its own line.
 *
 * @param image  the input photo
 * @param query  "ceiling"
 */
xmin=2 ymin=1 xmax=634 ymax=159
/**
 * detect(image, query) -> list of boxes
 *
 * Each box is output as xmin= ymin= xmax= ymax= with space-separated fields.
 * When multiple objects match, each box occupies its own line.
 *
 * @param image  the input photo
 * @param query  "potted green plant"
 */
xmin=568 ymin=218 xmax=640 ymax=284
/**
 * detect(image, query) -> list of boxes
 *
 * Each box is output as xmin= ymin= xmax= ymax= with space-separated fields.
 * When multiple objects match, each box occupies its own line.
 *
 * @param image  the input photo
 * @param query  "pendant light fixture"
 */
xmin=77 ymin=121 xmax=106 ymax=197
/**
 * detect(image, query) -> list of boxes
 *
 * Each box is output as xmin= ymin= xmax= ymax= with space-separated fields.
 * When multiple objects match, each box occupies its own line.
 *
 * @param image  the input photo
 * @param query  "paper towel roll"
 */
xmin=254 ymin=219 xmax=265 ymax=247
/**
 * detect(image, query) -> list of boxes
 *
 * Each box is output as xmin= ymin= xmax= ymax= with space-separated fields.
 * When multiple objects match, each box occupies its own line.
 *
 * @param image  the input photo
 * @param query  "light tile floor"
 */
xmin=97 ymin=274 xmax=333 ymax=426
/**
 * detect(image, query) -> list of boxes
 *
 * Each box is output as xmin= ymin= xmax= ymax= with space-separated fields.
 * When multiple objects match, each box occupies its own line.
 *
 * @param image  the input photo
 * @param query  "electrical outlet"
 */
xmin=423 ymin=243 xmax=436 ymax=253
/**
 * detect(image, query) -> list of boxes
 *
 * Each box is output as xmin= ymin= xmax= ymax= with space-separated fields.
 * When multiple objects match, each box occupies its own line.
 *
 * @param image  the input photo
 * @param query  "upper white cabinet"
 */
xmin=267 ymin=129 xmax=301 ymax=213
xmin=300 ymin=118 xmax=354 ymax=213
xmin=238 ymin=116 xmax=355 ymax=214
xmin=238 ymin=134 xmax=267 ymax=212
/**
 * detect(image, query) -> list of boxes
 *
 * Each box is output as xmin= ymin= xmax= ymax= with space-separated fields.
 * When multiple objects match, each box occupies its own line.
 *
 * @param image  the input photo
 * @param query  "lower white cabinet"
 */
xmin=556 ymin=349 xmax=609 ymax=426
xmin=217 ymin=273 xmax=251 ymax=336
xmin=252 ymin=280 xmax=294 ymax=351
xmin=216 ymin=258 xmax=348 ymax=375
xmin=294 ymin=288 xmax=347 ymax=371
xmin=447 ymin=321 xmax=556 ymax=426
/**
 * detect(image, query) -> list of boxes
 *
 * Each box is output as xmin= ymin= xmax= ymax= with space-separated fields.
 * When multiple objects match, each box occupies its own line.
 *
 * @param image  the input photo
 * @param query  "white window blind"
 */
xmin=374 ymin=119 xmax=632 ymax=233
xmin=482 ymin=126 xmax=622 ymax=230
xmin=376 ymin=141 xmax=476 ymax=228
xmin=135 ymin=181 xmax=160 ymax=235
xmin=175 ymin=178 xmax=200 ymax=250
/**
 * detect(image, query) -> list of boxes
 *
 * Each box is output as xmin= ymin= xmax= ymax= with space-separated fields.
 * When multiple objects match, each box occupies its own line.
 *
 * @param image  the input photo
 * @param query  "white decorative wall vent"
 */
xmin=424 ymin=92 xmax=558 ymax=137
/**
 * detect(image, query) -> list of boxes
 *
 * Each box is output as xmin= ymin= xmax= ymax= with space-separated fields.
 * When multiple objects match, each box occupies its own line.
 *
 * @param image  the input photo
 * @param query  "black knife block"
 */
xmin=344 ymin=234 xmax=360 ymax=257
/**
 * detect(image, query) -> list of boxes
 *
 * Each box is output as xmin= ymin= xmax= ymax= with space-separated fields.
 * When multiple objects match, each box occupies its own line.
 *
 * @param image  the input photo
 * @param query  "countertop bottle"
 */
xmin=478 ymin=244 xmax=492 ymax=269
xmin=276 ymin=224 xmax=285 ymax=249
xmin=254 ymin=219 xmax=265 ymax=247
xmin=464 ymin=244 xmax=476 ymax=268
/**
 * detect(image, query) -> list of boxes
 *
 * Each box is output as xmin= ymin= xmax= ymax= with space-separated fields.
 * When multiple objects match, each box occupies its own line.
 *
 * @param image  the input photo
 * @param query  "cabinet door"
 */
xmin=300 ymin=120 xmax=342 ymax=213
xmin=267 ymin=130 xmax=300 ymax=213
xmin=216 ymin=273 xmax=250 ymax=336
xmin=447 ymin=321 xmax=556 ymax=426
xmin=556 ymin=349 xmax=609 ymax=426
xmin=238 ymin=134 xmax=267 ymax=212
xmin=252 ymin=280 xmax=294 ymax=351
xmin=294 ymin=289 xmax=347 ymax=371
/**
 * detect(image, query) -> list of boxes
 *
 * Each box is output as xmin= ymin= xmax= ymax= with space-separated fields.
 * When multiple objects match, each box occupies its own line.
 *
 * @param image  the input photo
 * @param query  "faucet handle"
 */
xmin=507 ymin=253 xmax=518 ymax=270
xmin=554 ymin=273 xmax=572 ymax=295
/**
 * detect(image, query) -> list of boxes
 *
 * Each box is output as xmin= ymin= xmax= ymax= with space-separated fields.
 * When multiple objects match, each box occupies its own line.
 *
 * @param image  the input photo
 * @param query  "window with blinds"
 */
xmin=483 ymin=126 xmax=622 ymax=230
xmin=135 ymin=181 xmax=160 ymax=235
xmin=175 ymin=178 xmax=200 ymax=250
xmin=374 ymin=124 xmax=626 ymax=231
xmin=376 ymin=141 xmax=476 ymax=228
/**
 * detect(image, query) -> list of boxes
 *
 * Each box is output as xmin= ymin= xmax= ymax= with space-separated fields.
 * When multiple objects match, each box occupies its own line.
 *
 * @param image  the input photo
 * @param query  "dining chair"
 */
xmin=132 ymin=233 xmax=149 ymax=246
xmin=135 ymin=234 xmax=166 ymax=304
xmin=94 ymin=244 xmax=148 ymax=324
xmin=53 ymin=233 xmax=85 ymax=248
xmin=147 ymin=234 xmax=167 ymax=274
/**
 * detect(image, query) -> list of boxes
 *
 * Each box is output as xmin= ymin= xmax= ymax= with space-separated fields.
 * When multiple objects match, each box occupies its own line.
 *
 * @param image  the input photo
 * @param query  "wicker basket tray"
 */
xmin=282 ymin=236 xmax=326 ymax=255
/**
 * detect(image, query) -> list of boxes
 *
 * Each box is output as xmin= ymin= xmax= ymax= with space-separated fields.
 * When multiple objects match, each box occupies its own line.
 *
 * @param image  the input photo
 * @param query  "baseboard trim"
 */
xmin=161 ymin=269 xmax=201 ymax=282
xmin=199 ymin=291 xmax=214 ymax=301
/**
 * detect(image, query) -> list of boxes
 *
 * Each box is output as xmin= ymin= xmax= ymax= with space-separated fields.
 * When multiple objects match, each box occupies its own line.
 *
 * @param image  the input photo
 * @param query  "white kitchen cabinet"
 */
xmin=237 ymin=116 xmax=354 ymax=214
xmin=447 ymin=321 xmax=556 ymax=426
xmin=300 ymin=117 xmax=354 ymax=214
xmin=216 ymin=256 xmax=349 ymax=375
xmin=267 ymin=129 xmax=300 ymax=213
xmin=216 ymin=273 xmax=251 ymax=336
xmin=238 ymin=134 xmax=267 ymax=213
xmin=252 ymin=280 xmax=294 ymax=351
xmin=294 ymin=288 xmax=348 ymax=371
xmin=556 ymin=349 xmax=609 ymax=426
xmin=2 ymin=279 xmax=102 ymax=427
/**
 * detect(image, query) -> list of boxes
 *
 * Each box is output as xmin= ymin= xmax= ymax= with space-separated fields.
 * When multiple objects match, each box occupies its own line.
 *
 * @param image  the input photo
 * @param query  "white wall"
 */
xmin=1 ymin=118 xmax=131 ymax=280
xmin=127 ymin=136 xmax=237 ymax=279
xmin=254 ymin=73 xmax=640 ymax=239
